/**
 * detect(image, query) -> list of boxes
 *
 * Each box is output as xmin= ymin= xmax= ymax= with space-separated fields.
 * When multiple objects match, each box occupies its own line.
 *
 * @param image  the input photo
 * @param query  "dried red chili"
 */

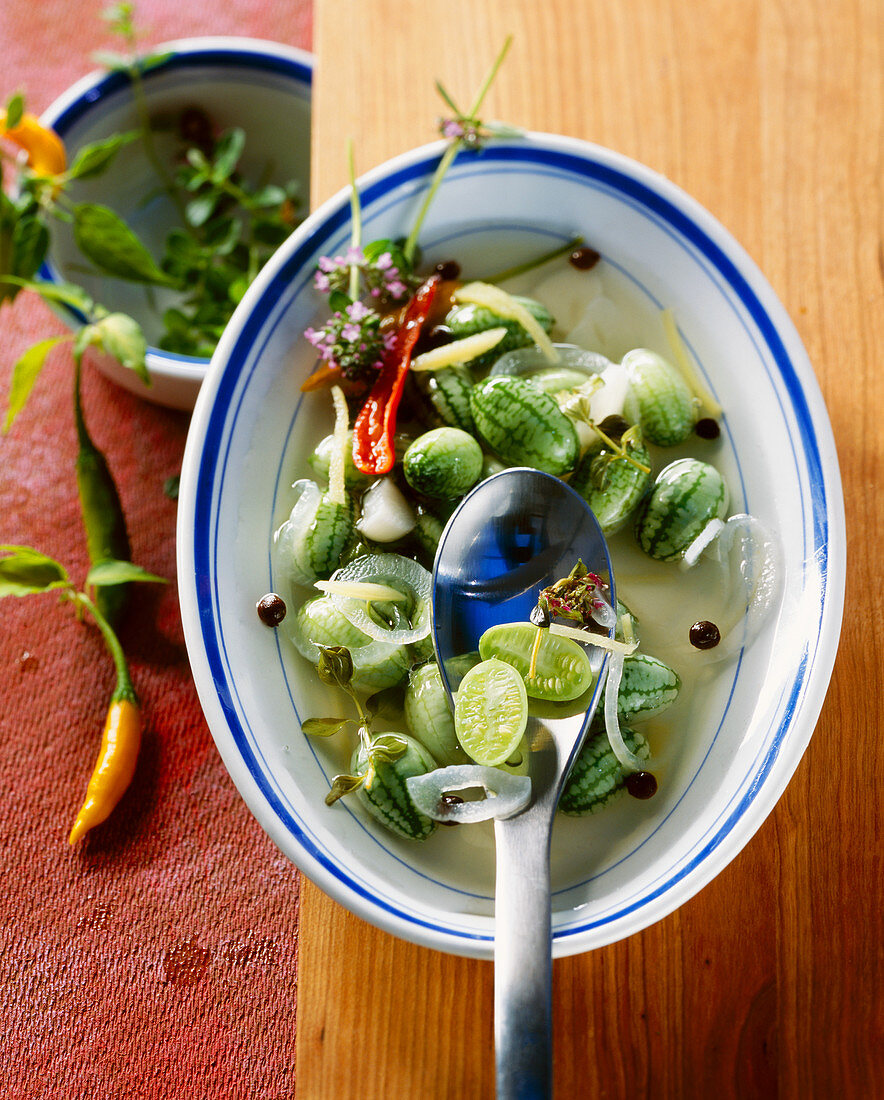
xmin=352 ymin=275 xmax=440 ymax=475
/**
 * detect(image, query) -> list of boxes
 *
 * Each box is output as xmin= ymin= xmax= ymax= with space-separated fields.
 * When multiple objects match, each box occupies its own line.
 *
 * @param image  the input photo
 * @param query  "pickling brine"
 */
xmin=268 ymin=239 xmax=779 ymax=847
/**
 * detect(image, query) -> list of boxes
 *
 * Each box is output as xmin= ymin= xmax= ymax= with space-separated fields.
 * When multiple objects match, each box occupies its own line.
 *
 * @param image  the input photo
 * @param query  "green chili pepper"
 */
xmin=73 ymin=356 xmax=131 ymax=626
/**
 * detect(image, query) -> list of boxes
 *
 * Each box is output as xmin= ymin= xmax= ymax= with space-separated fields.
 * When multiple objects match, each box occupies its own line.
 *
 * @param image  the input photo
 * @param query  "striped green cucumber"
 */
xmin=622 ymin=348 xmax=697 ymax=446
xmin=570 ymin=431 xmax=652 ymax=535
xmin=403 ymin=427 xmax=484 ymax=499
xmin=610 ymin=653 xmax=680 ymax=722
xmin=352 ymin=733 xmax=438 ymax=840
xmin=413 ymin=367 xmax=475 ymax=433
xmin=275 ymin=479 xmax=356 ymax=585
xmin=410 ymin=507 xmax=445 ymax=566
xmin=404 ymin=661 xmax=470 ymax=766
xmin=479 ymin=621 xmax=594 ymax=701
xmin=289 ymin=595 xmax=410 ymax=692
xmin=444 ymin=296 xmax=554 ymax=369
xmin=470 ymin=375 xmax=579 ymax=475
xmin=559 ymin=723 xmax=650 ymax=815
xmin=635 ymin=458 xmax=729 ymax=561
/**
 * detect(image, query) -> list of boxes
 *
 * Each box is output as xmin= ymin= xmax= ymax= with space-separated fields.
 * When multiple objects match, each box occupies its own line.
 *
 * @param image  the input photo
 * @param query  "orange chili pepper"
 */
xmin=0 ymin=110 xmax=66 ymax=176
xmin=69 ymin=688 xmax=141 ymax=844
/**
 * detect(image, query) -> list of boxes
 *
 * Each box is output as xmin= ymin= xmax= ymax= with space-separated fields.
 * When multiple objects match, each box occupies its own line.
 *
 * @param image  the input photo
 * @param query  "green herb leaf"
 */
xmin=316 ymin=645 xmax=355 ymax=690
xmin=90 ymin=49 xmax=132 ymax=72
xmin=302 ymin=717 xmax=351 ymax=737
xmin=369 ymin=733 xmax=408 ymax=764
xmin=11 ymin=216 xmax=49 ymax=282
xmin=67 ymin=132 xmax=138 ymax=180
xmin=250 ymin=184 xmax=288 ymax=208
xmin=86 ymin=559 xmax=166 ymax=587
xmin=4 ymin=92 xmax=25 ymax=130
xmin=72 ymin=202 xmax=178 ymax=286
xmin=137 ymin=50 xmax=175 ymax=74
xmin=211 ymin=128 xmax=245 ymax=181
xmin=163 ymin=474 xmax=180 ymax=500
xmin=328 ymin=289 xmax=352 ymax=314
xmin=4 ymin=336 xmax=68 ymax=432
xmin=87 ymin=312 xmax=150 ymax=381
xmin=184 ymin=193 xmax=219 ymax=229
xmin=434 ymin=79 xmax=462 ymax=116
xmin=0 ymin=545 xmax=69 ymax=597
xmin=365 ymin=683 xmax=406 ymax=719
xmin=325 ymin=772 xmax=365 ymax=806
xmin=26 ymin=279 xmax=96 ymax=317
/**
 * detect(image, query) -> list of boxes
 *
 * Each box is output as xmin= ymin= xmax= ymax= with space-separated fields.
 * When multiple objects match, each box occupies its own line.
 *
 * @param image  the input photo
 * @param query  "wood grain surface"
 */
xmin=297 ymin=0 xmax=882 ymax=1096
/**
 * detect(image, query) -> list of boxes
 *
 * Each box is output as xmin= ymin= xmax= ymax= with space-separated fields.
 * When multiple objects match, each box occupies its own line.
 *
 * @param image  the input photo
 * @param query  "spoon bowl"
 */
xmin=432 ymin=467 xmax=615 ymax=1099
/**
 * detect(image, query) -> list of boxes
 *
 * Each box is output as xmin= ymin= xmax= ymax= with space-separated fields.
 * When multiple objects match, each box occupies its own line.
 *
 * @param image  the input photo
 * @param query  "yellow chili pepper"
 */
xmin=69 ymin=689 xmax=141 ymax=844
xmin=68 ymin=589 xmax=141 ymax=845
xmin=0 ymin=110 xmax=66 ymax=176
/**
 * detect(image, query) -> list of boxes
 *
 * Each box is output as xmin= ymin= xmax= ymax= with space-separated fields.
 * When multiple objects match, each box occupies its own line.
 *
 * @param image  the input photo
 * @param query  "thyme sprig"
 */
xmin=306 ymin=646 xmax=408 ymax=806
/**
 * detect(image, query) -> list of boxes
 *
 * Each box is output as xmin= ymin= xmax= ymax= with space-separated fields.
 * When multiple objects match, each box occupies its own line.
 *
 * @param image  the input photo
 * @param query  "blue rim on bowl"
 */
xmin=177 ymin=133 xmax=846 ymax=957
xmin=39 ymin=37 xmax=313 ymax=411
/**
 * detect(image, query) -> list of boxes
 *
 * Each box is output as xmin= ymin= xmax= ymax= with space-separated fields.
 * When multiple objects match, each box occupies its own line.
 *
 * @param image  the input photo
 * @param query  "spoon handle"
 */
xmin=494 ymin=810 xmax=554 ymax=1100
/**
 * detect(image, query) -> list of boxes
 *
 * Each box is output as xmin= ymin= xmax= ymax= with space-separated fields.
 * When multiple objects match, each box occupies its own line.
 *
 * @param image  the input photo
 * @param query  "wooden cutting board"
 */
xmin=297 ymin=1 xmax=880 ymax=1095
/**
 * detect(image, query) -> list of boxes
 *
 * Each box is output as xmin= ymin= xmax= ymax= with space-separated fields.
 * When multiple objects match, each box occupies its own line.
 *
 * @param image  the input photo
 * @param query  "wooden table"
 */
xmin=296 ymin=1 xmax=880 ymax=1096
xmin=1 ymin=0 xmax=878 ymax=1096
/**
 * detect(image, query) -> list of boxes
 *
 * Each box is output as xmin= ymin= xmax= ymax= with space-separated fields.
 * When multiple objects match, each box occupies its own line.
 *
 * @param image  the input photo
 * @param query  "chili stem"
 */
xmin=72 ymin=589 xmax=137 ymax=704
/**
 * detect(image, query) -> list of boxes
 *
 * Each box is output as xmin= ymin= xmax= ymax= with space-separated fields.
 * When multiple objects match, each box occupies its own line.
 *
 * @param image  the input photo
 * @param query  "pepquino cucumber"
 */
xmin=275 ymin=479 xmax=356 ymax=586
xmin=445 ymin=296 xmax=553 ymax=369
xmin=610 ymin=653 xmax=681 ymax=722
xmin=290 ymin=595 xmax=410 ymax=693
xmin=634 ymin=457 xmax=729 ymax=561
xmin=402 ymin=427 xmax=484 ymax=499
xmin=570 ymin=429 xmax=652 ymax=535
xmin=470 ymin=375 xmax=579 ymax=475
xmin=622 ymin=348 xmax=697 ymax=446
xmin=412 ymin=367 xmax=476 ymax=433
xmin=352 ymin=733 xmax=439 ymax=840
xmin=404 ymin=661 xmax=470 ymax=767
xmin=559 ymin=723 xmax=650 ymax=815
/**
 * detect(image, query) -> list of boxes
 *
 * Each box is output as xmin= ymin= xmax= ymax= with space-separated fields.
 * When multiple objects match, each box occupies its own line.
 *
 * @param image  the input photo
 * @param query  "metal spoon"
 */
xmin=431 ymin=467 xmax=614 ymax=1100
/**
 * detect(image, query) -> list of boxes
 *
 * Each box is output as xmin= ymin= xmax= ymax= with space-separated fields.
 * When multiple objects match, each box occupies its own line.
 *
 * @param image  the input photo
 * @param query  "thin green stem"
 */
xmin=347 ymin=140 xmax=362 ymax=301
xmin=70 ymin=588 xmax=136 ymax=702
xmin=467 ymin=34 xmax=513 ymax=117
xmin=402 ymin=141 xmax=459 ymax=267
xmin=481 ymin=235 xmax=585 ymax=284
xmin=403 ymin=36 xmax=513 ymax=267
xmin=589 ymin=420 xmax=651 ymax=474
xmin=113 ymin=19 xmax=193 ymax=237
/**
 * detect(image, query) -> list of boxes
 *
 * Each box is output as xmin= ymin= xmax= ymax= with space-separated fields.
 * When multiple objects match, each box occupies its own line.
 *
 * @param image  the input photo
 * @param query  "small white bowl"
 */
xmin=178 ymin=133 xmax=845 ymax=957
xmin=40 ymin=37 xmax=312 ymax=410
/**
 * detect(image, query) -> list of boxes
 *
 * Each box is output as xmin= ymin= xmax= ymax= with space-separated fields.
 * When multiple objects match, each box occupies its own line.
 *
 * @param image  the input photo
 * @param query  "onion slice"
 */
xmin=273 ymin=479 xmax=322 ymax=586
xmin=406 ymin=765 xmax=532 ymax=823
xmin=699 ymin=513 xmax=782 ymax=662
xmin=490 ymin=343 xmax=611 ymax=378
xmin=681 ymin=517 xmax=726 ymax=569
xmin=326 ymin=553 xmax=432 ymax=644
xmin=603 ymin=652 xmax=649 ymax=772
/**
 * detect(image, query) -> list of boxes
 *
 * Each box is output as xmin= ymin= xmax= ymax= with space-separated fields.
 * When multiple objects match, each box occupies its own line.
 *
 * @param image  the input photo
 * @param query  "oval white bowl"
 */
xmin=40 ymin=37 xmax=313 ymax=410
xmin=177 ymin=133 xmax=845 ymax=958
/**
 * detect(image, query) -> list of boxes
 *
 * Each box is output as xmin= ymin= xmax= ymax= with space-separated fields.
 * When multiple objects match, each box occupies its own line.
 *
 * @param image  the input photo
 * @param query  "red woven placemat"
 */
xmin=1 ymin=3 xmax=311 ymax=1096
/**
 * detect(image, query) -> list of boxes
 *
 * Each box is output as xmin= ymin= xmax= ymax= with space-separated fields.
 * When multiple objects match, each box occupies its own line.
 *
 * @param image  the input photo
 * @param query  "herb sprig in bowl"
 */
xmin=2 ymin=8 xmax=313 ymax=410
